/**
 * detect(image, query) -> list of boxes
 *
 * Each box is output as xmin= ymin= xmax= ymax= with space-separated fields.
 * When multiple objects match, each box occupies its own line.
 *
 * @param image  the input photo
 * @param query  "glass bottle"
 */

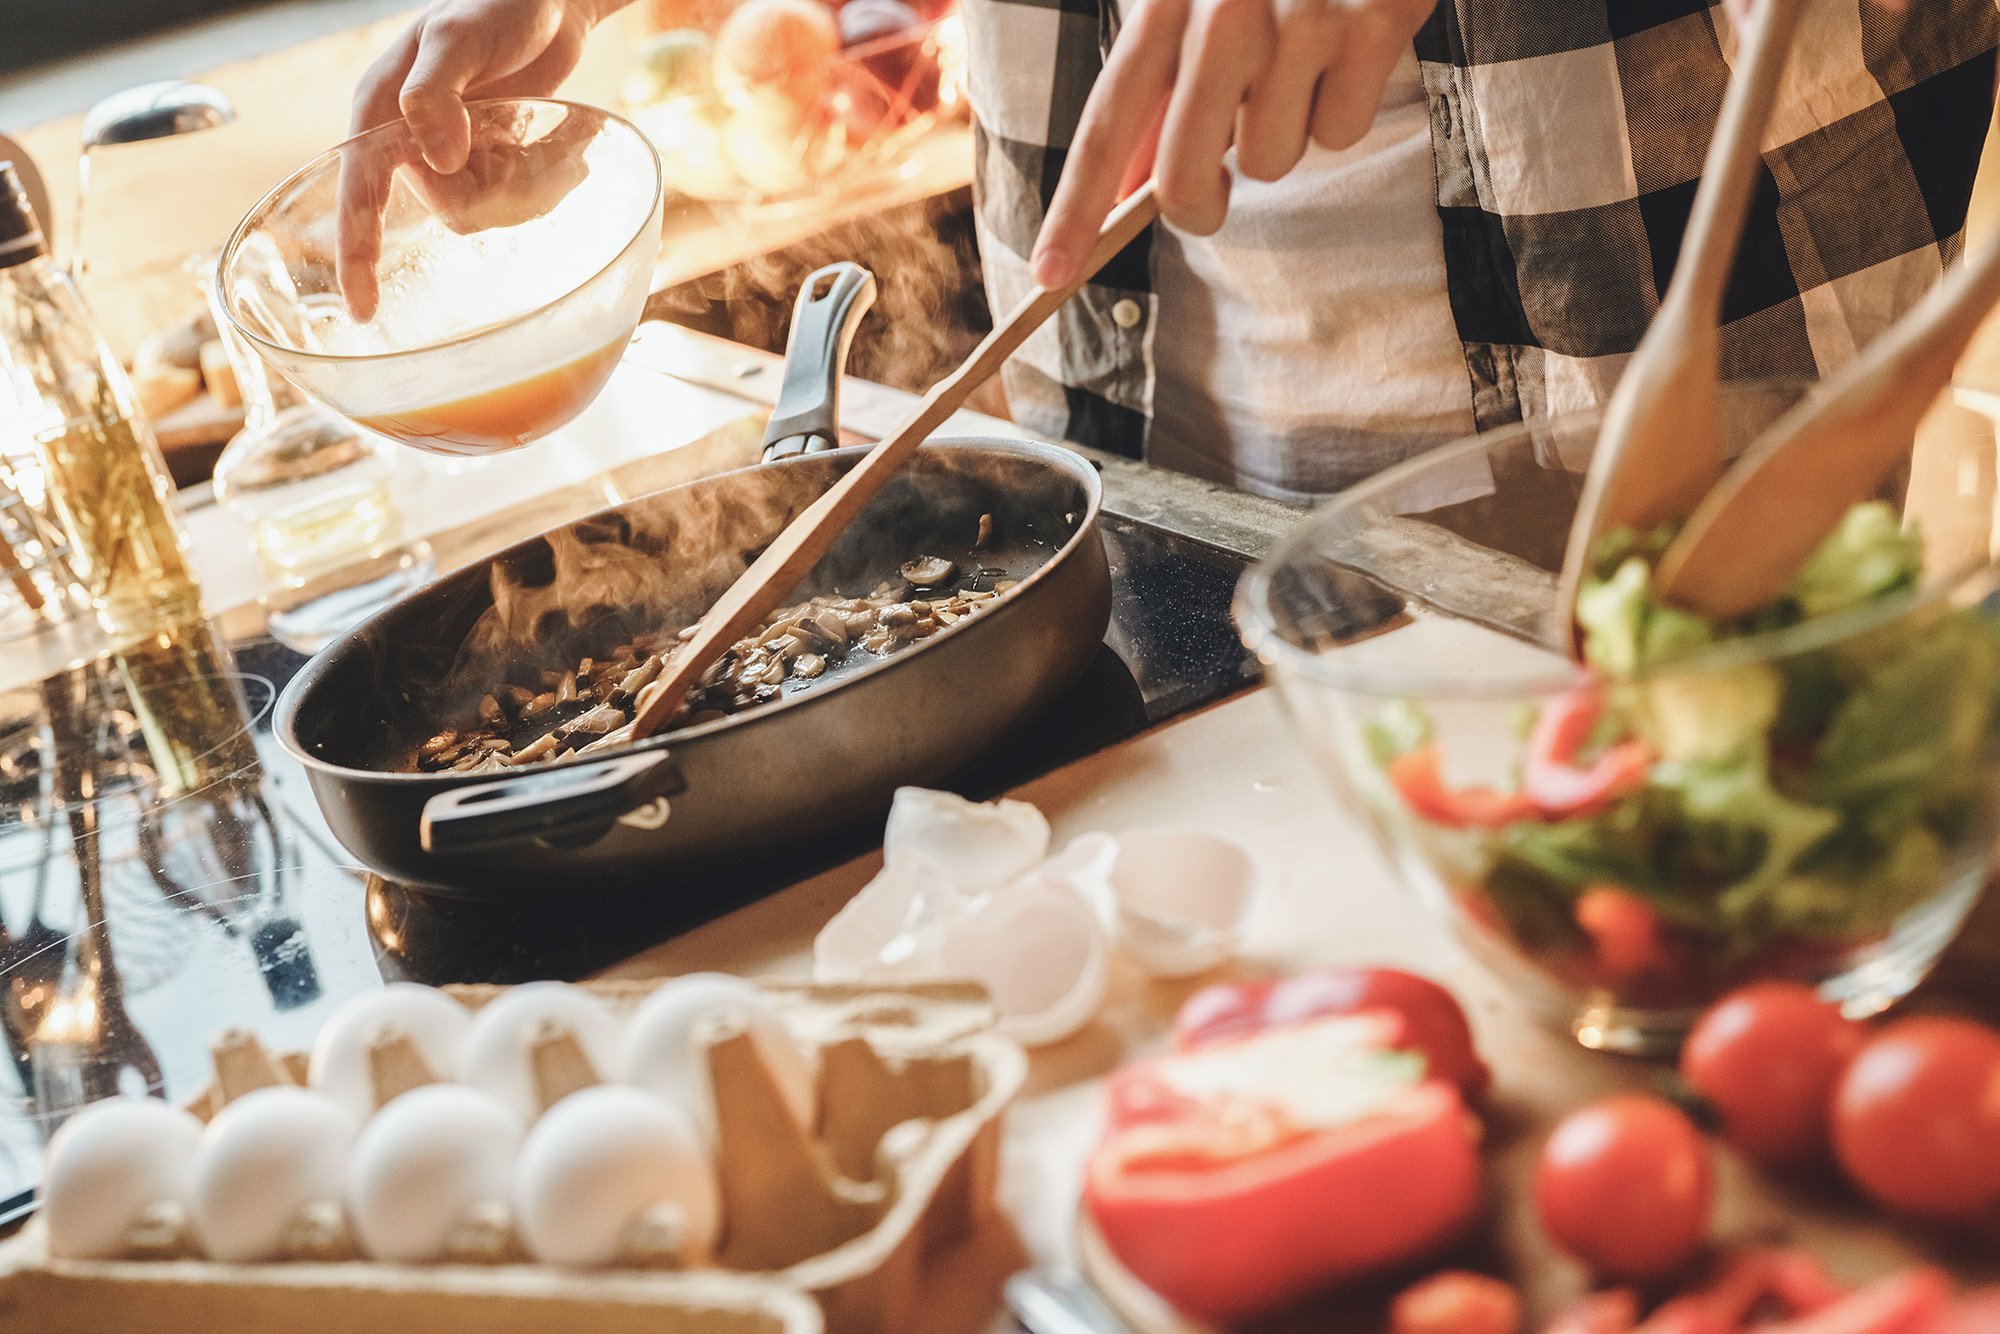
xmin=202 ymin=248 xmax=434 ymax=652
xmin=0 ymin=161 xmax=201 ymax=643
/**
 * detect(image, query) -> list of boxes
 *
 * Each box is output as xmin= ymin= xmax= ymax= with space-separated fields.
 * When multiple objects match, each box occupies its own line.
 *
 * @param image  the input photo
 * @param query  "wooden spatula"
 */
xmin=1556 ymin=0 xmax=1807 ymax=624
xmin=1654 ymin=231 xmax=2000 ymax=620
xmin=626 ymin=181 xmax=1162 ymax=741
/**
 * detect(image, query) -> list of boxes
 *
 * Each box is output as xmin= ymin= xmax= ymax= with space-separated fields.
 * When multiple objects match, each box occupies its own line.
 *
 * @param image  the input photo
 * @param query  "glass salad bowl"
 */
xmin=1236 ymin=380 xmax=2000 ymax=1054
xmin=216 ymin=99 xmax=664 ymax=457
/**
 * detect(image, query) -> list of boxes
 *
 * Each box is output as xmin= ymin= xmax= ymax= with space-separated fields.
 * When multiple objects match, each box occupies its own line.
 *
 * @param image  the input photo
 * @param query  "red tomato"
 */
xmin=1388 ymin=1271 xmax=1520 ymax=1334
xmin=1535 ymin=1095 xmax=1713 ymax=1283
xmin=1175 ymin=967 xmax=1491 ymax=1101
xmin=1681 ymin=983 xmax=1867 ymax=1166
xmin=1831 ymin=1017 xmax=2000 ymax=1221
xmin=1574 ymin=886 xmax=1665 ymax=983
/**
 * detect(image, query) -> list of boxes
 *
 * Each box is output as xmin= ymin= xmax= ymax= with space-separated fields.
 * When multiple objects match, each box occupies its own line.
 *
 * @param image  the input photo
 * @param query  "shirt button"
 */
xmin=1112 ymin=298 xmax=1143 ymax=329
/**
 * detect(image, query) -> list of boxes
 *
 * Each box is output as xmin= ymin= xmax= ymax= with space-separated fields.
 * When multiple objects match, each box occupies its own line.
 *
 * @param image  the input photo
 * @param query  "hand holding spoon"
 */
xmin=1557 ymin=0 xmax=1807 ymax=628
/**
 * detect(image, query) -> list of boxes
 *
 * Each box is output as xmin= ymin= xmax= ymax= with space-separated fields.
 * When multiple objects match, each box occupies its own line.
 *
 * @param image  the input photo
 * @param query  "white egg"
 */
xmin=616 ymin=973 xmax=813 ymax=1147
xmin=307 ymin=983 xmax=471 ymax=1117
xmin=347 ymin=1084 xmax=522 ymax=1264
xmin=42 ymin=1097 xmax=204 ymax=1260
xmin=513 ymin=1086 xmax=719 ymax=1268
xmin=936 ymin=876 xmax=1109 ymax=1047
xmin=457 ymin=981 xmax=622 ymax=1120
xmin=191 ymin=1085 xmax=359 ymax=1263
xmin=1105 ymin=829 xmax=1259 ymax=978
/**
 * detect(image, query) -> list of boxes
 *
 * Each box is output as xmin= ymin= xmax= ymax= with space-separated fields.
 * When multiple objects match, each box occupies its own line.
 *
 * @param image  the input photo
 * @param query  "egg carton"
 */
xmin=0 ymin=978 xmax=1027 ymax=1334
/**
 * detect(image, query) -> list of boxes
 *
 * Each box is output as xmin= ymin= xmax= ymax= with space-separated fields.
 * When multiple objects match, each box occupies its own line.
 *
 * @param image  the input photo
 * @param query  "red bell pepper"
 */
xmin=1386 ymin=686 xmax=1650 ymax=832
xmin=1388 ymin=746 xmax=1538 ymax=829
xmin=1524 ymin=686 xmax=1652 ymax=818
xmin=1544 ymin=1289 xmax=1642 ymax=1334
xmin=1173 ymin=967 xmax=1490 ymax=1100
xmin=1935 ymin=1287 xmax=2000 ymax=1334
xmin=1389 ymin=1270 xmax=1520 ymax=1334
xmin=1753 ymin=1266 xmax=1951 ymax=1334
xmin=1084 ymin=1012 xmax=1483 ymax=1325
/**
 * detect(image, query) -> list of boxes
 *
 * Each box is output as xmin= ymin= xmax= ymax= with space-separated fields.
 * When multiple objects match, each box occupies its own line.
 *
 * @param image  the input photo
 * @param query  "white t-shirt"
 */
xmin=1146 ymin=50 xmax=1476 ymax=502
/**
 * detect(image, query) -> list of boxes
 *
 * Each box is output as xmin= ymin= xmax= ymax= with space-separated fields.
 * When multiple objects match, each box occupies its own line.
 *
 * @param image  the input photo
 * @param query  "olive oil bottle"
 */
xmin=0 ymin=161 xmax=201 ymax=641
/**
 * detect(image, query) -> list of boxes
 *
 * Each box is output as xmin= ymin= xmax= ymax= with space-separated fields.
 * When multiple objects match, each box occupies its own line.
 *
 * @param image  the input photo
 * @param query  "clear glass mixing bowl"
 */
xmin=215 ymin=99 xmax=664 ymax=457
xmin=1236 ymin=381 xmax=2000 ymax=1053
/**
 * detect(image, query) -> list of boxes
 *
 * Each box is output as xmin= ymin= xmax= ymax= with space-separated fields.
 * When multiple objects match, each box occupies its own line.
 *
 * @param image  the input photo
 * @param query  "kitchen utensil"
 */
xmin=70 ymin=81 xmax=237 ymax=274
xmin=626 ymin=181 xmax=1159 ymax=741
xmin=216 ymin=99 xmax=664 ymax=456
xmin=1557 ymin=0 xmax=1806 ymax=628
xmin=1007 ymin=1268 xmax=1137 ymax=1334
xmin=1656 ymin=232 xmax=2000 ymax=618
xmin=274 ymin=267 xmax=1113 ymax=898
xmin=1237 ymin=379 xmax=2000 ymax=1054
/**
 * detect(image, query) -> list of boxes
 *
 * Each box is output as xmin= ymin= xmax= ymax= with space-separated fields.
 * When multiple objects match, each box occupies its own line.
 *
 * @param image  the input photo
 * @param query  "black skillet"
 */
xmin=274 ymin=263 xmax=1112 ymax=898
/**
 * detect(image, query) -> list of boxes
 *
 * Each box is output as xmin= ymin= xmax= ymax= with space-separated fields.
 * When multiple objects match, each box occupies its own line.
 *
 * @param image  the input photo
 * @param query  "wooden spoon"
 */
xmin=626 ymin=181 xmax=1162 ymax=741
xmin=1556 ymin=0 xmax=1807 ymax=625
xmin=1655 ymin=231 xmax=2000 ymax=620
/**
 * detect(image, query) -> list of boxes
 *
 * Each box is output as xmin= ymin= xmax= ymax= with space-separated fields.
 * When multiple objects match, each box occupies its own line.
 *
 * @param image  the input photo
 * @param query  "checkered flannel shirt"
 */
xmin=962 ymin=0 xmax=2000 ymax=467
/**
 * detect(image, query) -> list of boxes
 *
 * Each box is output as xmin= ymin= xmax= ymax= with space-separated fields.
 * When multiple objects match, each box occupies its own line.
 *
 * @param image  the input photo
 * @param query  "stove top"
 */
xmin=0 ymin=510 xmax=1257 ymax=1224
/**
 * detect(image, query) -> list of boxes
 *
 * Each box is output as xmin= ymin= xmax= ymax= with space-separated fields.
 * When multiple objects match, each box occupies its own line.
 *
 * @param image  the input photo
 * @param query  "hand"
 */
xmin=339 ymin=0 xmax=614 ymax=318
xmin=1031 ymin=0 xmax=1434 ymax=287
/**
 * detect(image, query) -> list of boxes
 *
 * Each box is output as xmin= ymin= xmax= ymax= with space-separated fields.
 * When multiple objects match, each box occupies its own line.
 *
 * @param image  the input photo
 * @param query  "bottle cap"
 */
xmin=0 ymin=162 xmax=50 ymax=271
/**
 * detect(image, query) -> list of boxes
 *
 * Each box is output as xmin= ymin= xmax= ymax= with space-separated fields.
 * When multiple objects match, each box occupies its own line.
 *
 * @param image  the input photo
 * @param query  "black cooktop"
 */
xmin=0 ymin=511 xmax=1257 ymax=1224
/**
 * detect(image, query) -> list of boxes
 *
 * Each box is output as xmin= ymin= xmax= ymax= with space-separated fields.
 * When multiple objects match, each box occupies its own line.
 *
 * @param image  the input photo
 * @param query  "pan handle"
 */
xmin=419 ymin=751 xmax=685 ymax=856
xmin=762 ymin=261 xmax=878 ymax=461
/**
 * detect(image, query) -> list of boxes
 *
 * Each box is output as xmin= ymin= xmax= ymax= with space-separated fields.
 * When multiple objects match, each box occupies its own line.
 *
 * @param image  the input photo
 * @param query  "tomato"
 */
xmin=1680 ymin=982 xmax=1867 ymax=1166
xmin=1574 ymin=887 xmax=1666 ymax=983
xmin=1831 ymin=1017 xmax=2000 ymax=1221
xmin=1174 ymin=967 xmax=1491 ymax=1101
xmin=1389 ymin=1271 xmax=1520 ymax=1334
xmin=1534 ymin=1095 xmax=1713 ymax=1283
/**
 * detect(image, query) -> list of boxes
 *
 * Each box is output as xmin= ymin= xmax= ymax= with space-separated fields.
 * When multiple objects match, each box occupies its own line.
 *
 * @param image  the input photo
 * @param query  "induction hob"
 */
xmin=0 ymin=509 xmax=1258 ymax=1224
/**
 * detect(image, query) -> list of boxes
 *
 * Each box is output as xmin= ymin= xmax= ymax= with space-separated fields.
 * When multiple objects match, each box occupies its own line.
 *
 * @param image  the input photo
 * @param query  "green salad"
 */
xmin=1370 ymin=502 xmax=2000 ymax=1002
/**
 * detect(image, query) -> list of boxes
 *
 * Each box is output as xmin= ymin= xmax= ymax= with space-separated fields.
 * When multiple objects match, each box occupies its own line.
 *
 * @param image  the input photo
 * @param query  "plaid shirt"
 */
xmin=963 ymin=0 xmax=2000 ymax=468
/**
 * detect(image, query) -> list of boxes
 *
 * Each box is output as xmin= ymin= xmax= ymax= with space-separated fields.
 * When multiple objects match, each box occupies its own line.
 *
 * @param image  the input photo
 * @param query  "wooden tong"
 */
xmin=1557 ymin=0 xmax=1807 ymax=627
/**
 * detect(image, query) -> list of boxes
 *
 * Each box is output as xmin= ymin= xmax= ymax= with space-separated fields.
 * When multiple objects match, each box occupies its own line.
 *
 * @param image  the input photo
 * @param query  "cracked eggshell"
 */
xmin=457 ymin=980 xmax=622 ymax=1120
xmin=815 ymin=787 xmax=1053 ymax=981
xmin=937 ymin=877 xmax=1108 ymax=1047
xmin=514 ymin=1085 xmax=719 ymax=1268
xmin=348 ymin=1084 xmax=523 ymax=1264
xmin=42 ymin=1097 xmax=204 ymax=1260
xmin=616 ymin=973 xmax=814 ymax=1147
xmin=883 ymin=786 xmax=1050 ymax=889
xmin=191 ymin=1086 xmax=360 ymax=1263
xmin=1106 ymin=828 xmax=1258 ymax=978
xmin=308 ymin=983 xmax=471 ymax=1118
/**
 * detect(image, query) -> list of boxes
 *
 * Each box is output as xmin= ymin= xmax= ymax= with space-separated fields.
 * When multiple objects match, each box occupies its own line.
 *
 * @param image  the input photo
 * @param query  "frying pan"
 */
xmin=275 ymin=264 xmax=1112 ymax=898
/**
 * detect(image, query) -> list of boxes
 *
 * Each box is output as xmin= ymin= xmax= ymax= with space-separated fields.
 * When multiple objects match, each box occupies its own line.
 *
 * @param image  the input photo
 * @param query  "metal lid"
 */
xmin=0 ymin=162 xmax=49 ymax=270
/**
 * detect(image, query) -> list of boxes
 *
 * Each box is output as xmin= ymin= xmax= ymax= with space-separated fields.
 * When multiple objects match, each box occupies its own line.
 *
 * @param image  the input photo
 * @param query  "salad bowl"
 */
xmin=1237 ymin=381 xmax=2000 ymax=1053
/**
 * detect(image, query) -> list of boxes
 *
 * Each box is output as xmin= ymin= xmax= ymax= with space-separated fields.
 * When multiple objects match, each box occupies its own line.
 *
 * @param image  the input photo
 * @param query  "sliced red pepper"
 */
xmin=1389 ymin=745 xmax=1538 ymax=829
xmin=1575 ymin=886 xmax=1667 ymax=983
xmin=1085 ymin=1014 xmax=1483 ymax=1325
xmin=1768 ymin=1248 xmax=1851 ymax=1316
xmin=1173 ymin=968 xmax=1491 ymax=1101
xmin=1752 ymin=1266 xmax=1951 ymax=1334
xmin=1934 ymin=1286 xmax=2000 ymax=1334
xmin=1524 ymin=686 xmax=1652 ymax=818
xmin=1632 ymin=1248 xmax=1781 ymax=1332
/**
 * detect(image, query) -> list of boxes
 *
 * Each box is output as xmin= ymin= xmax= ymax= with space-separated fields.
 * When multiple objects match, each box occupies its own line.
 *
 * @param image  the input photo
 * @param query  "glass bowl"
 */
xmin=215 ymin=99 xmax=664 ymax=457
xmin=621 ymin=3 xmax=966 ymax=206
xmin=1236 ymin=380 xmax=2000 ymax=1054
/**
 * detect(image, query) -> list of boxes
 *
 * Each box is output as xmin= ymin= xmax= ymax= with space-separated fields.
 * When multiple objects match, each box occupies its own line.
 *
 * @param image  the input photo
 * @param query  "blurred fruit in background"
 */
xmin=623 ymin=0 xmax=964 ymax=205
